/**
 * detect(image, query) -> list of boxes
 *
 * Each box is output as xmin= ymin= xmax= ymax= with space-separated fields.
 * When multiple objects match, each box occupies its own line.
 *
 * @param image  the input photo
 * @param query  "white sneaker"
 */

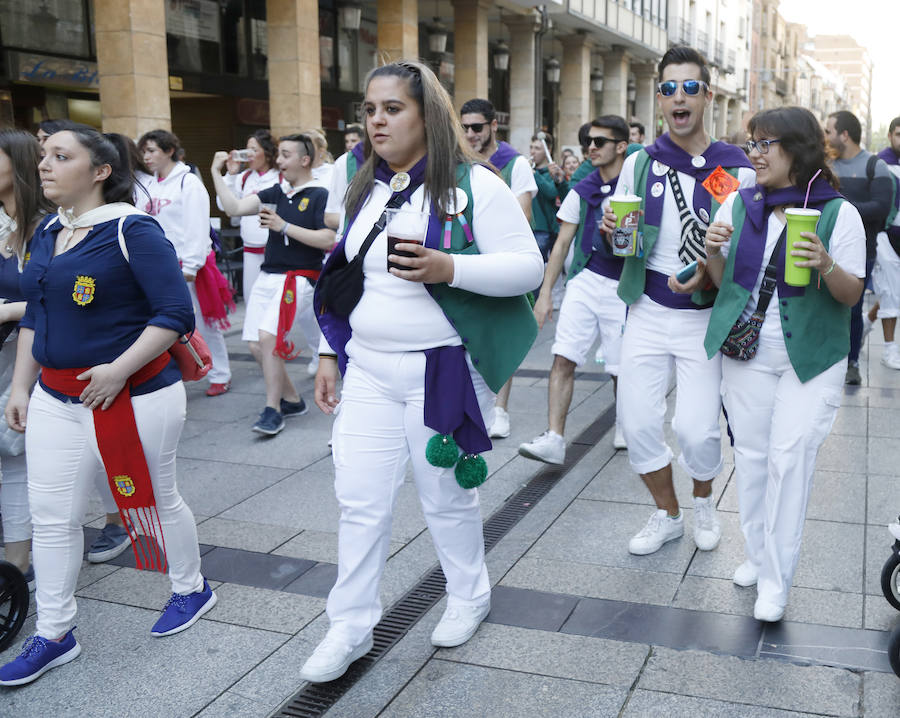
xmin=518 ymin=430 xmax=565 ymax=465
xmin=628 ymin=509 xmax=684 ymax=555
xmin=692 ymin=495 xmax=722 ymax=551
xmin=430 ymin=603 xmax=491 ymax=647
xmin=613 ymin=423 xmax=627 ymax=450
xmin=733 ymin=560 xmax=759 ymax=587
xmin=753 ymin=597 xmax=785 ymax=622
xmin=489 ymin=407 xmax=510 ymax=439
xmin=307 ymin=356 xmax=320 ymax=376
xmin=882 ymin=343 xmax=900 ymax=370
xmin=862 ymin=313 xmax=874 ymax=343
xmin=299 ymin=632 xmax=373 ymax=683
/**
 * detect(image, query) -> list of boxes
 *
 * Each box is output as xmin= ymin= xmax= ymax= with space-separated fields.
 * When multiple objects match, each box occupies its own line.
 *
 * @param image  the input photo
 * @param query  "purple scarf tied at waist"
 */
xmin=424 ymin=345 xmax=491 ymax=456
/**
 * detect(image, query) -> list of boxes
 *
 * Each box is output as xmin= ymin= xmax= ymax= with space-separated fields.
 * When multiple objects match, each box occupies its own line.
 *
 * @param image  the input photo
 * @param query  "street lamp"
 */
xmin=493 ymin=40 xmax=510 ymax=72
xmin=590 ymin=68 xmax=604 ymax=93
xmin=427 ymin=20 xmax=448 ymax=54
xmin=338 ymin=2 xmax=361 ymax=32
xmin=545 ymin=57 xmax=560 ymax=84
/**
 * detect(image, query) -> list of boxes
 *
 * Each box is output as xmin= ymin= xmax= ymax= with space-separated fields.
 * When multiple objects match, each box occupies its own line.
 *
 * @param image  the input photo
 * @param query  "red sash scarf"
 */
xmin=41 ymin=353 xmax=172 ymax=572
xmin=275 ymin=269 xmax=320 ymax=359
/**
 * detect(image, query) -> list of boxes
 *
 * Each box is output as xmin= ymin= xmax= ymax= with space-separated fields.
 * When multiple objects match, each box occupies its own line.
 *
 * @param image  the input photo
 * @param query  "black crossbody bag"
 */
xmin=720 ymin=229 xmax=786 ymax=361
xmin=318 ymin=194 xmax=406 ymax=317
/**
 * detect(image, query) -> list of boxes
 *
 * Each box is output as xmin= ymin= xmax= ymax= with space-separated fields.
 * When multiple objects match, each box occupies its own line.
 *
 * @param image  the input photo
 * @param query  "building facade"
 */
xmin=810 ymin=34 xmax=873 ymax=148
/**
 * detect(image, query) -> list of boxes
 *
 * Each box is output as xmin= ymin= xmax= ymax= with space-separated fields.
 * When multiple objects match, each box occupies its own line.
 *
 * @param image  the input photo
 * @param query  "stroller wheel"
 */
xmin=881 ymin=553 xmax=900 ymax=612
xmin=0 ymin=560 xmax=29 ymax=653
xmin=890 ymin=626 xmax=900 ymax=678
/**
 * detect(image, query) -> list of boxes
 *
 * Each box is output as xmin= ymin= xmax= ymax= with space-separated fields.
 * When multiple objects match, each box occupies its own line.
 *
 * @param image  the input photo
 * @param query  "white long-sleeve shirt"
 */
xmin=342 ymin=163 xmax=543 ymax=354
xmin=141 ymin=162 xmax=211 ymax=276
xmin=218 ymin=168 xmax=280 ymax=249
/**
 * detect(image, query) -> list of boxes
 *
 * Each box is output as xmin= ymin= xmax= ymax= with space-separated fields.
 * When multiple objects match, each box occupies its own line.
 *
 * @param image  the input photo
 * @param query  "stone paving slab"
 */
xmin=622 ymin=690 xmax=829 ymax=717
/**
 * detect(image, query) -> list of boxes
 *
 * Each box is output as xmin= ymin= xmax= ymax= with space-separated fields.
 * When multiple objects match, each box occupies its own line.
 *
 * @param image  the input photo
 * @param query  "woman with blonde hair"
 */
xmin=300 ymin=60 xmax=543 ymax=682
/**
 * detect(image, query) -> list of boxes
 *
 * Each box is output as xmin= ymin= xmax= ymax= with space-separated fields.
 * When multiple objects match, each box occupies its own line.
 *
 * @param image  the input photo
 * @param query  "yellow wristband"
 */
xmin=822 ymin=259 xmax=836 ymax=276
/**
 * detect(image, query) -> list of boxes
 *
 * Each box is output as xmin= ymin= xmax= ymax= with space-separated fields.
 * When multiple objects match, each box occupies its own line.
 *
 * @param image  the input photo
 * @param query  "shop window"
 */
xmin=166 ymin=0 xmax=222 ymax=74
xmin=0 ymin=0 xmax=92 ymax=57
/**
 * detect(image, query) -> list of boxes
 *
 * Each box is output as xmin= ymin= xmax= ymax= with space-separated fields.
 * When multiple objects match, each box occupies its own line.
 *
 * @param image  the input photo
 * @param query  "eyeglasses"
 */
xmin=461 ymin=122 xmax=487 ymax=133
xmin=744 ymin=138 xmax=781 ymax=154
xmin=588 ymin=136 xmax=622 ymax=149
xmin=657 ymin=80 xmax=708 ymax=97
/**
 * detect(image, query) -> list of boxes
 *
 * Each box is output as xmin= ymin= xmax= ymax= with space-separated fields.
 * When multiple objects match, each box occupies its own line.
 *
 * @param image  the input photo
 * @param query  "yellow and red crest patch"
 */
xmin=298 ymin=197 xmax=309 ymax=212
xmin=114 ymin=475 xmax=136 ymax=497
xmin=72 ymin=275 xmax=96 ymax=306
xmin=283 ymin=289 xmax=295 ymax=305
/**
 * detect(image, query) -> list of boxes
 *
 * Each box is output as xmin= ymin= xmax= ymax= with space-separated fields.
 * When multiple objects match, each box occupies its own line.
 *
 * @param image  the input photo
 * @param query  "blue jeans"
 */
xmin=848 ymin=256 xmax=875 ymax=363
xmin=533 ymin=230 xmax=555 ymax=263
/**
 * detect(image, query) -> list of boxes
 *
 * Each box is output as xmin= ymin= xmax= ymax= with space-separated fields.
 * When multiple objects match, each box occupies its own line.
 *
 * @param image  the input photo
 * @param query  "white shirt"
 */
xmin=326 ymin=152 xmax=351 ymax=216
xmin=615 ymin=151 xmax=756 ymax=276
xmin=219 ymin=168 xmax=280 ymax=249
xmin=716 ymin=194 xmax=866 ymax=344
xmin=140 ymin=162 xmax=211 ymax=275
xmin=312 ymin=163 xmax=334 ymax=189
xmin=339 ymin=164 xmax=543 ymax=354
xmin=509 ymin=155 xmax=538 ymax=199
xmin=556 ymin=186 xmax=614 ymax=225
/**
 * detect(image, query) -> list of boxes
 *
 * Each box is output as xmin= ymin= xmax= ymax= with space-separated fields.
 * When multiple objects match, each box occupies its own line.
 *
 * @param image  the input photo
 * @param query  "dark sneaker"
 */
xmin=845 ymin=363 xmax=861 ymax=385
xmin=150 ymin=579 xmax=217 ymax=637
xmin=87 ymin=523 xmax=132 ymax=563
xmin=0 ymin=629 xmax=81 ymax=686
xmin=252 ymin=407 xmax=285 ymax=435
xmin=23 ymin=564 xmax=35 ymax=592
xmin=280 ymin=397 xmax=308 ymax=418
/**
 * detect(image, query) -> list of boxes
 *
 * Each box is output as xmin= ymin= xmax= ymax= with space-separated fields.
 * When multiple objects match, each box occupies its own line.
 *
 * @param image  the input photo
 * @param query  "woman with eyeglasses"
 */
xmin=300 ymin=60 xmax=542 ymax=683
xmin=703 ymin=107 xmax=865 ymax=622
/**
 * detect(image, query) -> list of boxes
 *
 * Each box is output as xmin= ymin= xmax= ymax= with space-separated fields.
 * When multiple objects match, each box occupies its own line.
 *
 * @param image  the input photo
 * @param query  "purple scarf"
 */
xmin=573 ymin=170 xmax=618 ymax=259
xmin=351 ymin=142 xmax=365 ymax=166
xmin=489 ymin=141 xmax=519 ymax=172
xmin=732 ymin=179 xmax=842 ymax=295
xmin=877 ymin=147 xmax=899 ymax=166
xmin=424 ymin=345 xmax=491 ymax=456
xmin=643 ymin=134 xmax=752 ymax=227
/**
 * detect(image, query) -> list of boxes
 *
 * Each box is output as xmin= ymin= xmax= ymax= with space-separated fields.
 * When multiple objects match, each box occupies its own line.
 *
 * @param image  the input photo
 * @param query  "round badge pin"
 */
xmin=691 ymin=156 xmax=706 ymax=168
xmin=389 ymin=172 xmax=411 ymax=192
xmin=652 ymin=160 xmax=669 ymax=176
xmin=449 ymin=187 xmax=468 ymax=215
xmin=651 ymin=181 xmax=664 ymax=198
xmin=699 ymin=208 xmax=710 ymax=223
xmin=601 ymin=184 xmax=611 ymax=193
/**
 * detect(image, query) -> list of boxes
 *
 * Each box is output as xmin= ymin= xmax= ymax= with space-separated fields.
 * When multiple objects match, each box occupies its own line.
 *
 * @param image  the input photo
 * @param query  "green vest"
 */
xmin=498 ymin=156 xmax=516 ymax=187
xmin=571 ymin=158 xmax=593 ymax=183
xmin=432 ymin=165 xmax=538 ymax=392
xmin=704 ymin=197 xmax=848 ymax=382
xmin=617 ymin=150 xmax=737 ymax=307
xmin=566 ymin=200 xmax=592 ymax=281
xmin=346 ymin=151 xmax=358 ymax=182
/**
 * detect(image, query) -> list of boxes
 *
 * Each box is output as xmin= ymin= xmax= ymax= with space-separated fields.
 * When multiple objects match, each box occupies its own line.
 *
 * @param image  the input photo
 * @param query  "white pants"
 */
xmin=242 ymin=271 xmax=320 ymax=356
xmin=326 ymin=342 xmax=492 ymax=644
xmin=27 ymin=382 xmax=204 ymax=639
xmin=188 ymin=282 xmax=231 ymax=385
xmin=722 ymin=339 xmax=844 ymax=607
xmin=242 ymin=249 xmax=265 ymax=305
xmin=0 ymin=452 xmax=29 ymax=543
xmin=617 ymin=296 xmax=724 ymax=478
xmin=872 ymin=233 xmax=900 ymax=318
xmin=552 ymin=270 xmax=625 ymax=373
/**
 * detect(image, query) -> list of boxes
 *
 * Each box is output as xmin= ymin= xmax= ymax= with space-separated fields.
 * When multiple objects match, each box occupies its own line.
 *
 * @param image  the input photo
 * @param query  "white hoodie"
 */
xmin=140 ymin=161 xmax=211 ymax=276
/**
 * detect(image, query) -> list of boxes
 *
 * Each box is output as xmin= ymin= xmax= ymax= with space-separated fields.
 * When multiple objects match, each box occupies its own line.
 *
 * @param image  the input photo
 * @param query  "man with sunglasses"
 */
xmin=519 ymin=116 xmax=631 ymax=465
xmin=460 ymin=98 xmax=538 ymax=439
xmin=601 ymin=46 xmax=755 ymax=556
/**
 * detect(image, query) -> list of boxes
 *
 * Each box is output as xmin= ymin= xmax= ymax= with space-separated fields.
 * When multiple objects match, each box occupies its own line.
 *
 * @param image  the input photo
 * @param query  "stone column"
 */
xmin=601 ymin=47 xmax=629 ymax=120
xmin=452 ymin=0 xmax=490 ymax=110
xmin=377 ymin=0 xmax=418 ymax=62
xmin=559 ymin=33 xmax=591 ymax=153
xmin=727 ymin=99 xmax=743 ymax=136
xmin=94 ymin=0 xmax=170 ymax=136
xmin=505 ymin=13 xmax=540 ymax=154
xmin=633 ymin=65 xmax=657 ymax=138
xmin=266 ymin=0 xmax=321 ymax=137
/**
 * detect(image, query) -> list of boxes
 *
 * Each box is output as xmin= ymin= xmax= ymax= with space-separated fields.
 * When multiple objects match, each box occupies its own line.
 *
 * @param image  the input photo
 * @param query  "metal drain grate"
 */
xmin=272 ymin=400 xmax=617 ymax=717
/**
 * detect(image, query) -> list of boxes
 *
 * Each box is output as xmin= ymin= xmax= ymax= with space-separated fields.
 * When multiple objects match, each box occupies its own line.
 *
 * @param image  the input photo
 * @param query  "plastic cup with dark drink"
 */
xmin=386 ymin=208 xmax=429 ymax=271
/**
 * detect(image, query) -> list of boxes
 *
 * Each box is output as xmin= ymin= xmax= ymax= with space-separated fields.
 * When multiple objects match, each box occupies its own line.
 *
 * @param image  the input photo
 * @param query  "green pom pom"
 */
xmin=454 ymin=453 xmax=488 ymax=489
xmin=426 ymin=434 xmax=459 ymax=468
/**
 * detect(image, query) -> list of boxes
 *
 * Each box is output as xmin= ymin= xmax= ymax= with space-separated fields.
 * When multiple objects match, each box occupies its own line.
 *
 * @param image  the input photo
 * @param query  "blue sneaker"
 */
xmin=151 ymin=579 xmax=217 ymax=637
xmin=87 ymin=523 xmax=132 ymax=563
xmin=0 ymin=629 xmax=81 ymax=686
xmin=252 ymin=407 xmax=285 ymax=436
xmin=280 ymin=397 xmax=308 ymax=418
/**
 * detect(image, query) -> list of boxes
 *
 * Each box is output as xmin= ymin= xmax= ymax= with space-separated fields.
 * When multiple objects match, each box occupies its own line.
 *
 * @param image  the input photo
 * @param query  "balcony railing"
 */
xmin=697 ymin=30 xmax=710 ymax=57
xmin=714 ymin=41 xmax=725 ymax=67
xmin=775 ymin=77 xmax=788 ymax=96
xmin=727 ymin=50 xmax=736 ymax=73
xmin=679 ymin=18 xmax=692 ymax=45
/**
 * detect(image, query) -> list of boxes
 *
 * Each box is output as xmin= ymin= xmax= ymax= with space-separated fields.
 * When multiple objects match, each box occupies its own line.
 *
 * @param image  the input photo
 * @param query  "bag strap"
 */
xmin=667 ymin=167 xmax=707 ymax=228
xmin=866 ymin=154 xmax=877 ymax=186
xmin=354 ymin=193 xmax=406 ymax=261
xmin=753 ymin=227 xmax=787 ymax=316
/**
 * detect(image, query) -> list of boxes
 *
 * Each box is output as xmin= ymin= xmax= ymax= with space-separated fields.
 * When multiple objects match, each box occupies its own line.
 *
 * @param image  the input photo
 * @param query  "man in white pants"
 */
xmin=520 ymin=115 xmax=630 ymax=464
xmin=601 ymin=46 xmax=755 ymax=555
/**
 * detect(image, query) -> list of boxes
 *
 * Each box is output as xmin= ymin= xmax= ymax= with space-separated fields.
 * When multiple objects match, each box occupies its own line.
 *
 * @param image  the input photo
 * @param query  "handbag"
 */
xmin=170 ymin=330 xmax=212 ymax=382
xmin=318 ymin=194 xmax=406 ymax=317
xmin=720 ymin=229 xmax=786 ymax=361
xmin=116 ymin=217 xmax=213 ymax=382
